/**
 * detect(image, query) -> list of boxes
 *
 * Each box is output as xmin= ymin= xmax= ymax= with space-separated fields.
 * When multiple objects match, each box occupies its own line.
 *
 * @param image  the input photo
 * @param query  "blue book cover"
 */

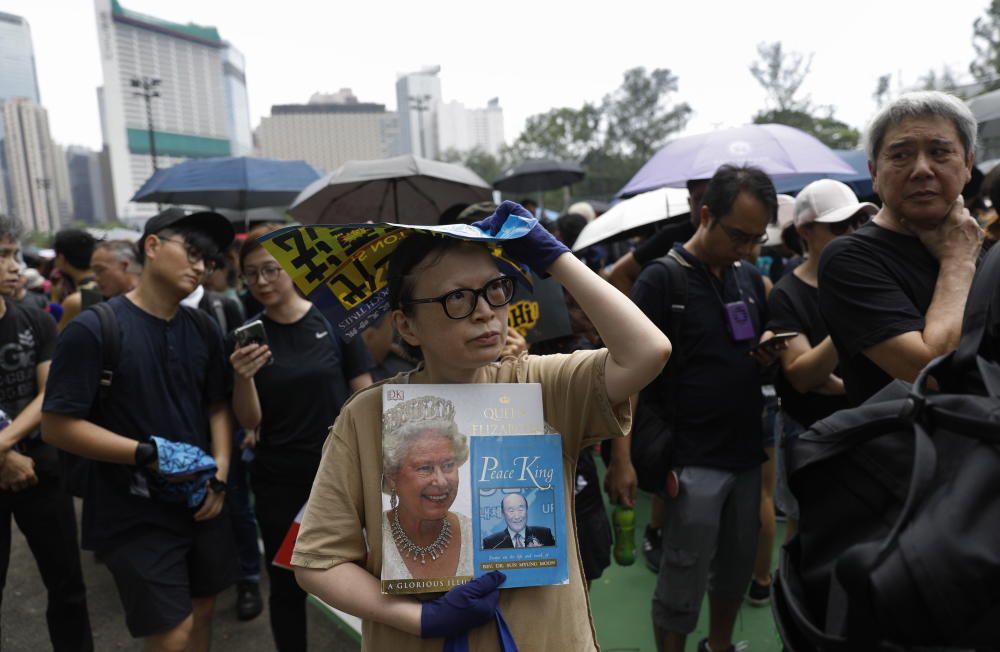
xmin=472 ymin=434 xmax=568 ymax=589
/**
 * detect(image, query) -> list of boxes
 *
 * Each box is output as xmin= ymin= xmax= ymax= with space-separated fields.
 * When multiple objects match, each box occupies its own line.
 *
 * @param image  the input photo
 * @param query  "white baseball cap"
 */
xmin=794 ymin=179 xmax=877 ymax=227
xmin=776 ymin=194 xmax=796 ymax=230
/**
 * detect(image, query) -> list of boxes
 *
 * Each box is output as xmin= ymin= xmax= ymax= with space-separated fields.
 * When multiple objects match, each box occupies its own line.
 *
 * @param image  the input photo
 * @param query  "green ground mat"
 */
xmin=590 ymin=458 xmax=787 ymax=652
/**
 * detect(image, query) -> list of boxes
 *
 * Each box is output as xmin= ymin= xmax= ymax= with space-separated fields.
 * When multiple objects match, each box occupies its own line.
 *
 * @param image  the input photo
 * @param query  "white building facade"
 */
xmin=1 ymin=98 xmax=69 ymax=232
xmin=94 ymin=0 xmax=251 ymax=222
xmin=436 ymin=98 xmax=505 ymax=156
xmin=395 ymin=66 xmax=442 ymax=159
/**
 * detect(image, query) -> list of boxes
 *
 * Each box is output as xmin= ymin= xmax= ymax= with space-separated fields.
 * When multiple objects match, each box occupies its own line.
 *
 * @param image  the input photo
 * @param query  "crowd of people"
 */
xmin=0 ymin=88 xmax=996 ymax=652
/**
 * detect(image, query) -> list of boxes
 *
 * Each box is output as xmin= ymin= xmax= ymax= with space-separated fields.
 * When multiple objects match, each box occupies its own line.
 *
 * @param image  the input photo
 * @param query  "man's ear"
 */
xmin=142 ymin=234 xmax=159 ymax=263
xmin=391 ymin=308 xmax=420 ymax=348
xmin=868 ymin=159 xmax=880 ymax=197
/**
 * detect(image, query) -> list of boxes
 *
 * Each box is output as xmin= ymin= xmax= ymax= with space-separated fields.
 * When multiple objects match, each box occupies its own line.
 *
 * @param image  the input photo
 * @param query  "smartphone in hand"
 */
xmin=232 ymin=320 xmax=273 ymax=365
xmin=749 ymin=331 xmax=798 ymax=354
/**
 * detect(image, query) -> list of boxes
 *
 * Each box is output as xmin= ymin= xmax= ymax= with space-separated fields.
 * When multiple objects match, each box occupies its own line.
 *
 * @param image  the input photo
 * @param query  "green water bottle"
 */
xmin=612 ymin=506 xmax=636 ymax=566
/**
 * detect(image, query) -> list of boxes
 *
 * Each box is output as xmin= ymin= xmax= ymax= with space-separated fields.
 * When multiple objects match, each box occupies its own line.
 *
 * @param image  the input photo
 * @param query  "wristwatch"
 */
xmin=134 ymin=441 xmax=158 ymax=468
xmin=208 ymin=477 xmax=228 ymax=493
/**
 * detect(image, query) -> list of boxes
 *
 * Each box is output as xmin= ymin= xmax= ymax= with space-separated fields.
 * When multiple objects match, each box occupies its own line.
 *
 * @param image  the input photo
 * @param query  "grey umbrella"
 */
xmin=289 ymin=154 xmax=492 ymax=225
xmin=492 ymin=159 xmax=585 ymax=194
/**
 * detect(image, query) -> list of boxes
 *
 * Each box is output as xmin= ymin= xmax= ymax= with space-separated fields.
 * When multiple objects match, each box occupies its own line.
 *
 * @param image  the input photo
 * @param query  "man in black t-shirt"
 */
xmin=42 ymin=210 xmax=237 ymax=650
xmin=614 ymin=166 xmax=786 ymax=652
xmin=0 ymin=216 xmax=93 ymax=650
xmin=819 ymin=91 xmax=984 ymax=405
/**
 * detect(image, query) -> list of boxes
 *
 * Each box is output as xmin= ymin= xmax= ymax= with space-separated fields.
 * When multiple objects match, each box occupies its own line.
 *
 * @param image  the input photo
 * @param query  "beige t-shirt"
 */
xmin=292 ymin=349 xmax=631 ymax=652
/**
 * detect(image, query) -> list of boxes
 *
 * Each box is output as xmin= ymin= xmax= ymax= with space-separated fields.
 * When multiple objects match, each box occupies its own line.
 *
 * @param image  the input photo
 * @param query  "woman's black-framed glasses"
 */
xmin=242 ymin=264 xmax=283 ymax=285
xmin=404 ymin=276 xmax=516 ymax=320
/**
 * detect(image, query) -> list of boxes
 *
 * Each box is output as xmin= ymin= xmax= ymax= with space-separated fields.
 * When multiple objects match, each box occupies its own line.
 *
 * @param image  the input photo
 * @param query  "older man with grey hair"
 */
xmin=90 ymin=239 xmax=141 ymax=299
xmin=818 ymin=91 xmax=983 ymax=405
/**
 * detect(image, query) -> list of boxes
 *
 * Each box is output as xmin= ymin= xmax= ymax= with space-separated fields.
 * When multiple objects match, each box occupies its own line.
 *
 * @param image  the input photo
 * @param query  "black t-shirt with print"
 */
xmin=818 ymin=223 xmax=938 ymax=406
xmin=250 ymin=307 xmax=372 ymax=478
xmin=767 ymin=273 xmax=850 ymax=428
xmin=0 ymin=301 xmax=57 ymax=475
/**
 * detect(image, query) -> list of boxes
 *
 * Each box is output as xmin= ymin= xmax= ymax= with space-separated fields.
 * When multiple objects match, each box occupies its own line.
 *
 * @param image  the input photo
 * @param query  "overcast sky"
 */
xmin=2 ymin=0 xmax=989 ymax=152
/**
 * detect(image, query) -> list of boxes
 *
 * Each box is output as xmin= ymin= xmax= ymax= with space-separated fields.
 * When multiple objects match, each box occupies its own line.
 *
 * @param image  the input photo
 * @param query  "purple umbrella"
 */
xmin=618 ymin=124 xmax=857 ymax=198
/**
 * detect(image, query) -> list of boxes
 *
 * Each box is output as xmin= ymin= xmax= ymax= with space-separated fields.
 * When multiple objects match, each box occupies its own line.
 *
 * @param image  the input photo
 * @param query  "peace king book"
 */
xmin=379 ymin=383 xmax=567 ymax=594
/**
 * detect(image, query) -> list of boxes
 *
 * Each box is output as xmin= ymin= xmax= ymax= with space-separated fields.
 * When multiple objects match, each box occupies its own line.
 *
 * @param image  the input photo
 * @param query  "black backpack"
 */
xmin=59 ymin=302 xmax=218 ymax=498
xmin=629 ymin=251 xmax=688 ymax=494
xmin=773 ymin=247 xmax=1000 ymax=651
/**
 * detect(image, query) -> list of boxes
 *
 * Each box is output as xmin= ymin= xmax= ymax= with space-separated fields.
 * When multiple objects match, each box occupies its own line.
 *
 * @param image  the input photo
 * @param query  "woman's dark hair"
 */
xmin=702 ymin=165 xmax=778 ymax=224
xmin=387 ymin=233 xmax=488 ymax=360
xmin=238 ymin=223 xmax=286 ymax=271
xmin=781 ymin=224 xmax=803 ymax=256
xmin=556 ymin=213 xmax=587 ymax=248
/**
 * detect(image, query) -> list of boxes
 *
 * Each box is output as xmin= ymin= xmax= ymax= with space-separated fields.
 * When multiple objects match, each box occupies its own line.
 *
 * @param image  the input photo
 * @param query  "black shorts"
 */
xmin=101 ymin=511 xmax=238 ymax=638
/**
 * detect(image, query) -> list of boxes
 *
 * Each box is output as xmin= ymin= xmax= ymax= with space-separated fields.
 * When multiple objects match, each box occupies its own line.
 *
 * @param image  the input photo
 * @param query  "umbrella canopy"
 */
xmin=771 ymin=149 xmax=873 ymax=198
xmin=618 ymin=124 xmax=857 ymax=197
xmin=572 ymin=187 xmax=690 ymax=252
xmin=493 ymin=159 xmax=585 ymax=193
xmin=289 ymin=154 xmax=492 ymax=225
xmin=131 ymin=156 xmax=323 ymax=210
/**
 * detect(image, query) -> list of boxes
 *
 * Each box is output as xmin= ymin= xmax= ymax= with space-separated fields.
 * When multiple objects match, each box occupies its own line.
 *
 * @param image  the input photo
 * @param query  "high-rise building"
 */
xmin=1 ymin=98 xmax=69 ymax=233
xmin=0 ymin=11 xmax=42 ymax=218
xmin=437 ymin=98 xmax=505 ymax=157
xmin=93 ymin=0 xmax=252 ymax=223
xmin=395 ymin=66 xmax=442 ymax=159
xmin=66 ymin=145 xmax=113 ymax=224
xmin=255 ymin=90 xmax=399 ymax=172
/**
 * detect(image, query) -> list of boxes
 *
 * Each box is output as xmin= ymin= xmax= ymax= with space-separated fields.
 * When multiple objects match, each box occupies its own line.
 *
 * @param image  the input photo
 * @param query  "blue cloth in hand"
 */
xmin=421 ymin=571 xmax=506 ymax=639
xmin=148 ymin=436 xmax=217 ymax=508
xmin=472 ymin=201 xmax=569 ymax=278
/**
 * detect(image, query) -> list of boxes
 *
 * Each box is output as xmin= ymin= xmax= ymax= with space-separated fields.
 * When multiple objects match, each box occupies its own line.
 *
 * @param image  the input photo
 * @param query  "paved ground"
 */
xmin=1 ymin=500 xmax=359 ymax=651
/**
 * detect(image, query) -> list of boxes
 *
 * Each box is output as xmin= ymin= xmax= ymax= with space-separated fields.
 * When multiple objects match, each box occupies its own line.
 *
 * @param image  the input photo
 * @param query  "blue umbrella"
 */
xmin=131 ymin=156 xmax=323 ymax=210
xmin=618 ymin=124 xmax=857 ymax=198
xmin=772 ymin=149 xmax=873 ymax=198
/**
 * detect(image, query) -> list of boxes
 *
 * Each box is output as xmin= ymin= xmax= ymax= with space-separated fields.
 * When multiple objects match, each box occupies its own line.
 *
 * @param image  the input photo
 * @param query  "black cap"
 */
xmin=141 ymin=208 xmax=235 ymax=252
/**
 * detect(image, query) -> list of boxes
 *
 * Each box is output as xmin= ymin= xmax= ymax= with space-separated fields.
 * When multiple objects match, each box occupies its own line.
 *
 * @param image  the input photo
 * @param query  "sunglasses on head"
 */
xmin=828 ymin=212 xmax=870 ymax=235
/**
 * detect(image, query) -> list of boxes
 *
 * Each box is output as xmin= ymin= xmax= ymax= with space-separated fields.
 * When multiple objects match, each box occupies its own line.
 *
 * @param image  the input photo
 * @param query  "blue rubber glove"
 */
xmin=472 ymin=201 xmax=570 ymax=277
xmin=420 ymin=571 xmax=506 ymax=639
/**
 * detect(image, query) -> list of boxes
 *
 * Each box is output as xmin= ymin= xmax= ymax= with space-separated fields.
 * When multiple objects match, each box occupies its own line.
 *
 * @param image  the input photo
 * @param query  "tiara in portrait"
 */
xmin=383 ymin=395 xmax=457 ymax=435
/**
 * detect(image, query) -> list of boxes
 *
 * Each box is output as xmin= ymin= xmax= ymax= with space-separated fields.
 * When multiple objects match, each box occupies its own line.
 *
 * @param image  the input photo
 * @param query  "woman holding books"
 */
xmin=291 ymin=201 xmax=671 ymax=651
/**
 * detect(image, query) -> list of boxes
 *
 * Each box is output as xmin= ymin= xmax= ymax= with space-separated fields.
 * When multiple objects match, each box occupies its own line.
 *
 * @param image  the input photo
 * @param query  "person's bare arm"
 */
xmin=866 ymin=199 xmax=981 ymax=382
xmin=295 ymin=564 xmax=422 ymax=636
xmin=780 ymin=335 xmax=840 ymax=394
xmin=230 ymin=343 xmax=268 ymax=431
xmin=606 ymin=252 xmax=642 ymax=295
xmin=603 ymin=396 xmax=638 ymax=508
xmin=57 ymin=292 xmax=82 ymax=332
xmin=548 ymin=254 xmax=671 ymax=405
xmin=349 ymin=373 xmax=373 ymax=393
xmin=41 ymin=413 xmax=140 ymax=464
xmin=0 ymin=361 xmax=50 ymax=461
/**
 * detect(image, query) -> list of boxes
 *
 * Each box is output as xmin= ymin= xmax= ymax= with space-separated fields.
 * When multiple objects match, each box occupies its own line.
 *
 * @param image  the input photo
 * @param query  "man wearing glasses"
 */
xmin=622 ymin=165 xmax=782 ymax=652
xmin=819 ymin=91 xmax=983 ymax=406
xmin=42 ymin=210 xmax=238 ymax=651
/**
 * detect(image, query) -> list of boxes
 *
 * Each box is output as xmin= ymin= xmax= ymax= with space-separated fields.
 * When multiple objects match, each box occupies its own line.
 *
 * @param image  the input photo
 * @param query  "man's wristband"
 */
xmin=208 ymin=477 xmax=227 ymax=493
xmin=135 ymin=441 xmax=158 ymax=468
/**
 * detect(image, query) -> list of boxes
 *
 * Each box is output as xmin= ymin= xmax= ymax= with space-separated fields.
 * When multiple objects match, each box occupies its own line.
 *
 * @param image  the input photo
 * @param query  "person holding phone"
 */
xmin=229 ymin=224 xmax=373 ymax=652
xmin=766 ymin=180 xmax=875 ymax=551
xmin=819 ymin=91 xmax=984 ymax=406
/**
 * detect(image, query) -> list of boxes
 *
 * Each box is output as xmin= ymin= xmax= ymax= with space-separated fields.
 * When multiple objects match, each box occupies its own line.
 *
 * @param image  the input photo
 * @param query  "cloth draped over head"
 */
xmin=258 ymin=201 xmax=536 ymax=341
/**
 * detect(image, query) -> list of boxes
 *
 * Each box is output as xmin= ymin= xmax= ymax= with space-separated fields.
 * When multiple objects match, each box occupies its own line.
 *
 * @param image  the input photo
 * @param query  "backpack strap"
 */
xmin=200 ymin=292 xmax=229 ymax=334
xmin=641 ymin=250 xmax=689 ymax=410
xmin=184 ymin=304 xmax=221 ymax=343
xmin=90 ymin=302 xmax=120 ymax=413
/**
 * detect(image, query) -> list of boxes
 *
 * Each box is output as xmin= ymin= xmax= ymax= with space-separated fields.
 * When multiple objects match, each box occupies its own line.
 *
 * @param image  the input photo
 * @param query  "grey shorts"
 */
xmin=775 ymin=411 xmax=805 ymax=521
xmin=651 ymin=465 xmax=762 ymax=634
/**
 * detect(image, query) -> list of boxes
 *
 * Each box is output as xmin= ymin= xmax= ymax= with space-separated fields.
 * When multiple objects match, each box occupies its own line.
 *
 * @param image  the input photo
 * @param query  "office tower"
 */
xmin=256 ymin=90 xmax=400 ymax=171
xmin=1 ymin=98 xmax=67 ymax=232
xmin=94 ymin=0 xmax=252 ymax=222
xmin=66 ymin=145 xmax=113 ymax=224
xmin=0 ymin=11 xmax=42 ymax=218
xmin=436 ymin=97 xmax=505 ymax=157
xmin=395 ymin=66 xmax=442 ymax=159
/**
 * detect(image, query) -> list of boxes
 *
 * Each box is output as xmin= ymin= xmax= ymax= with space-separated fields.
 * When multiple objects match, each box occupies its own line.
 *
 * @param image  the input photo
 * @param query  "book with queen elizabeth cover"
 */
xmin=379 ymin=383 xmax=568 ymax=595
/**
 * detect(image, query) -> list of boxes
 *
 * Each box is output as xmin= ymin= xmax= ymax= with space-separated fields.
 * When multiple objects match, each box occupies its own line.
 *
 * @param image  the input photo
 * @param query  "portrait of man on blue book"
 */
xmin=482 ymin=489 xmax=557 ymax=550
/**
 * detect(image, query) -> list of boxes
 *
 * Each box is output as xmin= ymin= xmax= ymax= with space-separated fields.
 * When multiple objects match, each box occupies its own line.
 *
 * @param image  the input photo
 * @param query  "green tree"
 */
xmin=506 ymin=104 xmax=603 ymax=162
xmin=602 ymin=67 xmax=692 ymax=162
xmin=750 ymin=42 xmax=813 ymax=112
xmin=971 ymin=0 xmax=1000 ymax=89
xmin=440 ymin=147 xmax=508 ymax=185
xmin=873 ymin=73 xmax=892 ymax=108
xmin=749 ymin=41 xmax=859 ymax=149
xmin=920 ymin=66 xmax=962 ymax=95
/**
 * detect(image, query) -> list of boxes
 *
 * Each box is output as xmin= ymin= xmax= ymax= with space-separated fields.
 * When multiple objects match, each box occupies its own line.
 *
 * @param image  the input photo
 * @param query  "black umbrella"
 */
xmin=492 ymin=159 xmax=585 ymax=194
